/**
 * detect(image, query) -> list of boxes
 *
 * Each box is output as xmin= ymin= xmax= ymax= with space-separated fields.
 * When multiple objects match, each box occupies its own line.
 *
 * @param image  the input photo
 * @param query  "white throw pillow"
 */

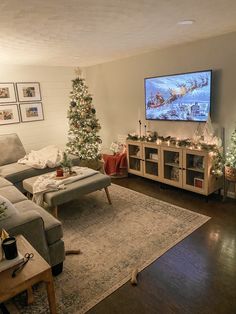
xmin=0 ymin=195 xmax=19 ymax=221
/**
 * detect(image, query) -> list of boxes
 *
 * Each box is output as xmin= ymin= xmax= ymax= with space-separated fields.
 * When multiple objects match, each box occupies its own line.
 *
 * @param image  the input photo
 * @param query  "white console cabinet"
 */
xmin=127 ymin=140 xmax=222 ymax=196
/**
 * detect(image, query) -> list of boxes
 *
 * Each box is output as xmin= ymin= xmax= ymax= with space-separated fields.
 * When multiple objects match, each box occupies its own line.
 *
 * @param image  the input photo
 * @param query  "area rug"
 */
xmin=10 ymin=184 xmax=210 ymax=314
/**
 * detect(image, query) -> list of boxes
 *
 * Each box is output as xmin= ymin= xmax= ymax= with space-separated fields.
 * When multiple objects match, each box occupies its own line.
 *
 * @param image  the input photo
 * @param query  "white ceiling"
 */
xmin=0 ymin=0 xmax=236 ymax=67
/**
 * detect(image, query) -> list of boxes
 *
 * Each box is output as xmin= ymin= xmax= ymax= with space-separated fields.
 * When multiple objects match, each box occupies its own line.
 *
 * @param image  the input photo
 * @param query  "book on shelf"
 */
xmin=149 ymin=153 xmax=158 ymax=160
xmin=0 ymin=252 xmax=24 ymax=273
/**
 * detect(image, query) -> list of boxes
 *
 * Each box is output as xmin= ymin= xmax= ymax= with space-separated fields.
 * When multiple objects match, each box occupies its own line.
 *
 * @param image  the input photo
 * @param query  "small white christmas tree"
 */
xmin=66 ymin=75 xmax=102 ymax=160
xmin=225 ymin=128 xmax=236 ymax=168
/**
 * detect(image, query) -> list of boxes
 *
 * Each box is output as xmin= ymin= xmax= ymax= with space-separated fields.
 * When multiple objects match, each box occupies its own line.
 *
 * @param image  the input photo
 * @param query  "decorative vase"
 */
xmin=225 ymin=166 xmax=236 ymax=182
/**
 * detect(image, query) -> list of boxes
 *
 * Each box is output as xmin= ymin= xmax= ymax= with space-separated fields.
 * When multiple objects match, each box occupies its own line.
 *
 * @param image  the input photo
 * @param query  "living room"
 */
xmin=0 ymin=1 xmax=236 ymax=313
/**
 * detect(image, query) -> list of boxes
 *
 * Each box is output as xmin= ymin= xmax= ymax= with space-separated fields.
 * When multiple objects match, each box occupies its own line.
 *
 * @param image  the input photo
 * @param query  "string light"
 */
xmin=67 ymin=77 xmax=101 ymax=160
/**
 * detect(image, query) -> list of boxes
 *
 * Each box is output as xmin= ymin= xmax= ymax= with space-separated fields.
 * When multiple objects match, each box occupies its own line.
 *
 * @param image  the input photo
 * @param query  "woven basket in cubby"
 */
xmin=225 ymin=166 xmax=236 ymax=182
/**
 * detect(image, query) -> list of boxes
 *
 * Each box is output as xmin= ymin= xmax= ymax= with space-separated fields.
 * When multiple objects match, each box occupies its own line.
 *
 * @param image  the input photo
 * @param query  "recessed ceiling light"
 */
xmin=177 ymin=20 xmax=195 ymax=25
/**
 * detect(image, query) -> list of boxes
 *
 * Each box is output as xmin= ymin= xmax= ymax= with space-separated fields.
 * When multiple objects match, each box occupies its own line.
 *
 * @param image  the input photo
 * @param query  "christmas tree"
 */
xmin=225 ymin=128 xmax=236 ymax=168
xmin=66 ymin=76 xmax=102 ymax=160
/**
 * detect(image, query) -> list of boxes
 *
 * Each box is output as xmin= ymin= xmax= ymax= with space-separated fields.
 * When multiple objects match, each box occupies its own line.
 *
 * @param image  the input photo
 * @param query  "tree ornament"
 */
xmin=91 ymin=108 xmax=96 ymax=114
xmin=75 ymin=67 xmax=82 ymax=77
xmin=70 ymin=101 xmax=77 ymax=107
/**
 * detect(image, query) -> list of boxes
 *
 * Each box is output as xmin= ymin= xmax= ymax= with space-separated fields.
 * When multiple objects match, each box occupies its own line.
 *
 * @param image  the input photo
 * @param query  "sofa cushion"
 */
xmin=0 ymin=177 xmax=13 ymax=188
xmin=14 ymin=200 xmax=63 ymax=245
xmin=0 ymin=133 xmax=26 ymax=166
xmin=0 ymin=195 xmax=19 ymax=221
xmin=0 ymin=163 xmax=56 ymax=184
xmin=0 ymin=186 xmax=27 ymax=204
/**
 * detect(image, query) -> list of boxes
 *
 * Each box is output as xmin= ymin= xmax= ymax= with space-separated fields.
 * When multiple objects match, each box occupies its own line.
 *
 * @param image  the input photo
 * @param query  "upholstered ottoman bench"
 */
xmin=23 ymin=172 xmax=112 ymax=218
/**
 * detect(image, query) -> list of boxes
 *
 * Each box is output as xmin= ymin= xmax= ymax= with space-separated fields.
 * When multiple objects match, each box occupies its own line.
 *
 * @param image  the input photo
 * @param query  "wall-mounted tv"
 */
xmin=145 ymin=70 xmax=212 ymax=122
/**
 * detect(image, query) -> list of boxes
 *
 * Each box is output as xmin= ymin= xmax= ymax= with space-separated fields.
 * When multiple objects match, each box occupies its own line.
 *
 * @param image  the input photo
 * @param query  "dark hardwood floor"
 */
xmin=88 ymin=175 xmax=236 ymax=314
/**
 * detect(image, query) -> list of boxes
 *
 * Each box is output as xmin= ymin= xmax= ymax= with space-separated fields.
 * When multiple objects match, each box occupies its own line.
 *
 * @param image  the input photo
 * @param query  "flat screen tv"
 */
xmin=145 ymin=70 xmax=212 ymax=122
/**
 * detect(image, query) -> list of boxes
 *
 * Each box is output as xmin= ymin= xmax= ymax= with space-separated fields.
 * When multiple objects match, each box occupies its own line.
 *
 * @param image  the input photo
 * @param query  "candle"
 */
xmin=139 ymin=120 xmax=142 ymax=138
xmin=2 ymin=237 xmax=18 ymax=260
xmin=56 ymin=168 xmax=64 ymax=177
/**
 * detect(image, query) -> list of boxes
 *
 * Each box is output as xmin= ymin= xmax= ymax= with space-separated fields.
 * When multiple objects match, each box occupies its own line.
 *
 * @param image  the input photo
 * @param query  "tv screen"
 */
xmin=145 ymin=70 xmax=212 ymax=122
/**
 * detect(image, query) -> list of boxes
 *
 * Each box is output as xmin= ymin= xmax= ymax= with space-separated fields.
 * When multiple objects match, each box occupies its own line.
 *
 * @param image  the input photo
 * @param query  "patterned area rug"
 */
xmin=10 ymin=184 xmax=210 ymax=313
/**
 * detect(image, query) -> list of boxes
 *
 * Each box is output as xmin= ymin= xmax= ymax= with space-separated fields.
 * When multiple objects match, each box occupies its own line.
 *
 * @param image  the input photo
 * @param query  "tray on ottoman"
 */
xmin=23 ymin=172 xmax=112 ymax=218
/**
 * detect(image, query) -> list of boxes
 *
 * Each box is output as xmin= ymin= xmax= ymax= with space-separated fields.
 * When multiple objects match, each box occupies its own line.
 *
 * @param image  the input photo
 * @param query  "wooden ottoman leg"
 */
xmin=104 ymin=187 xmax=112 ymax=204
xmin=27 ymin=286 xmax=34 ymax=305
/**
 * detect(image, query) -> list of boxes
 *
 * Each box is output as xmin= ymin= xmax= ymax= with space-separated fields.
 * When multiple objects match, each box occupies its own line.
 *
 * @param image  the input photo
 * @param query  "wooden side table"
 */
xmin=0 ymin=235 xmax=57 ymax=313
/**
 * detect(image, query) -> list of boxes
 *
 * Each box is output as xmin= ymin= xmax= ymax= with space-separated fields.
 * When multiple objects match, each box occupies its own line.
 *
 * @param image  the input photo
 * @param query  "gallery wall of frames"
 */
xmin=0 ymin=82 xmax=44 ymax=125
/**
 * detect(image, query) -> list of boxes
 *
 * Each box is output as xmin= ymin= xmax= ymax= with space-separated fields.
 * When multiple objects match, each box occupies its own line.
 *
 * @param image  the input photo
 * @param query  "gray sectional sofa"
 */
xmin=0 ymin=133 xmax=80 ymax=275
xmin=0 ymin=177 xmax=64 ymax=275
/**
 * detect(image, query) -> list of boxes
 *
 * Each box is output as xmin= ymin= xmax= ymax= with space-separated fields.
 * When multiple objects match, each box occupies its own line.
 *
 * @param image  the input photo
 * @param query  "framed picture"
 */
xmin=194 ymin=177 xmax=204 ymax=189
xmin=0 ymin=104 xmax=20 ymax=125
xmin=20 ymin=102 xmax=44 ymax=122
xmin=16 ymin=82 xmax=41 ymax=102
xmin=0 ymin=83 xmax=17 ymax=104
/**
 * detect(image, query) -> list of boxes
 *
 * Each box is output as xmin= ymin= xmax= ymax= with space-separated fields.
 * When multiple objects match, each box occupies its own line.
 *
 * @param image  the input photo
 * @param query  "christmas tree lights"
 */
xmin=66 ymin=76 xmax=102 ymax=160
xmin=225 ymin=128 xmax=236 ymax=168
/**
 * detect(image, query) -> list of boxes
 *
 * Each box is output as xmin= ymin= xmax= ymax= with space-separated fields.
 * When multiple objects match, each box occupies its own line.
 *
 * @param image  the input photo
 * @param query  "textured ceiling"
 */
xmin=0 ymin=0 xmax=236 ymax=67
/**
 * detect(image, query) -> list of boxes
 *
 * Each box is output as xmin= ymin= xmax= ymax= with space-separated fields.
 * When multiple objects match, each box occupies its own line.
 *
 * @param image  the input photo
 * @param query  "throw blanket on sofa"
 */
xmin=18 ymin=145 xmax=63 ymax=169
xmin=32 ymin=166 xmax=99 ymax=206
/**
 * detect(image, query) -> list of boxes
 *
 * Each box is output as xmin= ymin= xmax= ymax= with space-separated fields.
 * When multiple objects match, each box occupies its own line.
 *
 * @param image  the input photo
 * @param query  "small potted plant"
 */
xmin=60 ymin=152 xmax=73 ymax=176
xmin=225 ymin=128 xmax=236 ymax=181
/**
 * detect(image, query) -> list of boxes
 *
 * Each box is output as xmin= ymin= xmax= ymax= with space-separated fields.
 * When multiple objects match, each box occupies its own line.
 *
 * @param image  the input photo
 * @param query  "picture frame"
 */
xmin=16 ymin=82 xmax=41 ymax=102
xmin=0 ymin=83 xmax=17 ymax=104
xmin=194 ymin=177 xmax=204 ymax=189
xmin=0 ymin=104 xmax=20 ymax=125
xmin=19 ymin=102 xmax=44 ymax=122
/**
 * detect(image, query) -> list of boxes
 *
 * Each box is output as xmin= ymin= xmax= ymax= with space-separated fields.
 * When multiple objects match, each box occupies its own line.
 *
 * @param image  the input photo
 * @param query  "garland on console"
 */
xmin=127 ymin=131 xmax=158 ymax=142
xmin=126 ymin=133 xmax=223 ymax=177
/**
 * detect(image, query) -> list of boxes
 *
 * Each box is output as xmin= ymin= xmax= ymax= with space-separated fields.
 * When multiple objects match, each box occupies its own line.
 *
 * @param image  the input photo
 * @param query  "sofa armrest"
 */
xmin=0 ymin=211 xmax=50 ymax=264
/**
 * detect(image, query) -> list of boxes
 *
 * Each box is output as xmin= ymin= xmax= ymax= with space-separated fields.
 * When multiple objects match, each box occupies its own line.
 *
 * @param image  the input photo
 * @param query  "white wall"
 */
xmin=84 ymin=31 xmax=236 ymax=150
xmin=1 ymin=32 xmax=235 ymax=154
xmin=0 ymin=65 xmax=74 ymax=152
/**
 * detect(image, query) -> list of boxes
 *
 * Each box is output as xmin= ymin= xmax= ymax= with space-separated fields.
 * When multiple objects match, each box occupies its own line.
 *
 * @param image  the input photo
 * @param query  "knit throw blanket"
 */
xmin=18 ymin=145 xmax=63 ymax=169
xmin=32 ymin=166 xmax=99 ymax=206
